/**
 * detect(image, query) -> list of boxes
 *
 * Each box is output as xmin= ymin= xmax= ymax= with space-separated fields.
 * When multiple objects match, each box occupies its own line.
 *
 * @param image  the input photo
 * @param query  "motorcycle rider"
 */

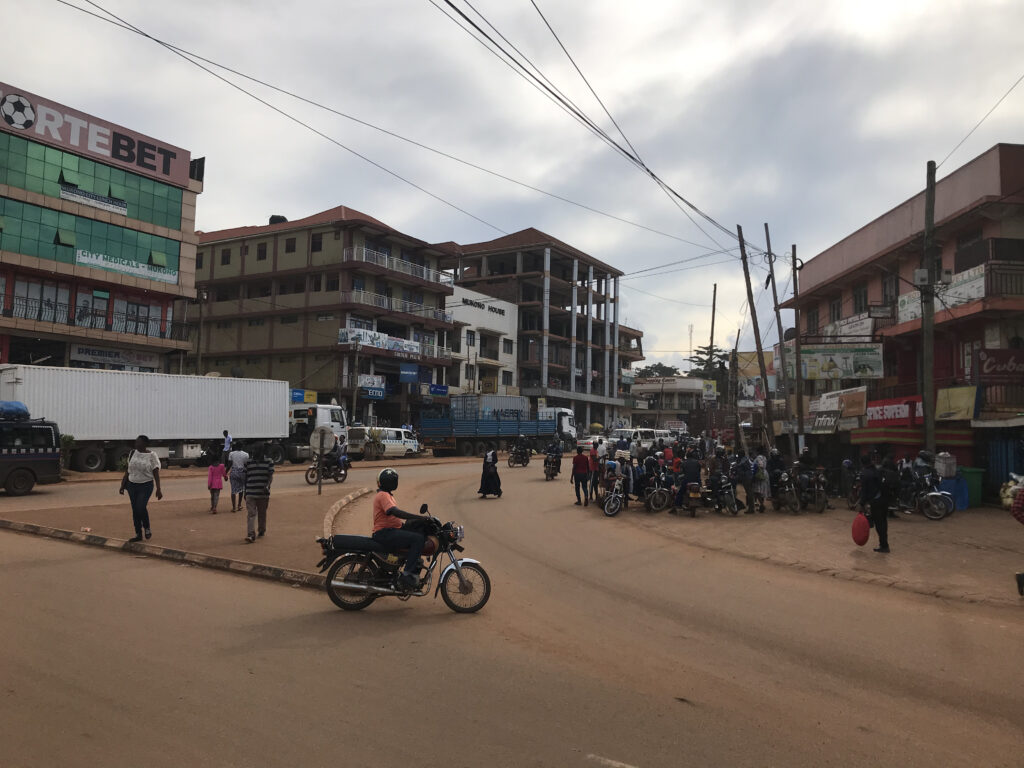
xmin=512 ymin=434 xmax=529 ymax=460
xmin=795 ymin=447 xmax=817 ymax=492
xmin=544 ymin=440 xmax=563 ymax=475
xmin=371 ymin=468 xmax=426 ymax=589
xmin=674 ymin=449 xmax=703 ymax=509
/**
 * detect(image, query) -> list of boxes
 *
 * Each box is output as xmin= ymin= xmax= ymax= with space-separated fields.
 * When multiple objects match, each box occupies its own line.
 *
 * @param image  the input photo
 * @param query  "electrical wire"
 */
xmin=937 ymin=67 xmax=1024 ymax=169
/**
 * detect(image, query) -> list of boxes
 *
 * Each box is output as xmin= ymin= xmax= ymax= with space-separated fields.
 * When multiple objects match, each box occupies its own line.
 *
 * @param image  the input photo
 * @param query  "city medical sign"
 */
xmin=0 ymin=82 xmax=191 ymax=187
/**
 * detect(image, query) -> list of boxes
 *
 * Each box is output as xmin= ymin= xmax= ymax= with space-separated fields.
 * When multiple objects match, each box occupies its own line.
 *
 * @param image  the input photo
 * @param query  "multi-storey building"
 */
xmin=447 ymin=285 xmax=518 ymax=396
xmin=0 ymin=82 xmax=201 ymax=370
xmin=438 ymin=228 xmax=644 ymax=427
xmin=782 ymin=143 xmax=1024 ymax=491
xmin=630 ymin=376 xmax=705 ymax=428
xmin=192 ymin=205 xmax=455 ymax=427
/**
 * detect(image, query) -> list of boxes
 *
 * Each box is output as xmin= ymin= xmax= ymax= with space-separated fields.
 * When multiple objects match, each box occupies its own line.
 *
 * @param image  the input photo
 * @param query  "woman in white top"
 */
xmin=119 ymin=434 xmax=163 ymax=542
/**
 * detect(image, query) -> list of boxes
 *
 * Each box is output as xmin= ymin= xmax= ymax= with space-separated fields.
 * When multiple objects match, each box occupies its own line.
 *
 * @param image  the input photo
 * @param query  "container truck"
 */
xmin=420 ymin=394 xmax=577 ymax=456
xmin=0 ymin=365 xmax=347 ymax=471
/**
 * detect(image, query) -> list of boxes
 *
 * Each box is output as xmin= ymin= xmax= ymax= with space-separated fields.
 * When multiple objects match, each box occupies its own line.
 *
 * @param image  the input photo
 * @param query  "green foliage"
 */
xmin=634 ymin=362 xmax=680 ymax=379
xmin=59 ymin=433 xmax=75 ymax=470
xmin=686 ymin=345 xmax=729 ymax=376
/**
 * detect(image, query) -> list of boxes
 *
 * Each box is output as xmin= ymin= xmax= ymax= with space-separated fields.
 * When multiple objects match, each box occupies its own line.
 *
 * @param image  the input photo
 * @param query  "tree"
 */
xmin=634 ymin=362 xmax=680 ymax=379
xmin=686 ymin=344 xmax=729 ymax=376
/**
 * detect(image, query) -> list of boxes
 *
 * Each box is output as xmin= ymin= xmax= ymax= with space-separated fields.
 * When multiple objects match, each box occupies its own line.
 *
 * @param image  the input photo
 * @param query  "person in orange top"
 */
xmin=371 ymin=468 xmax=426 ymax=590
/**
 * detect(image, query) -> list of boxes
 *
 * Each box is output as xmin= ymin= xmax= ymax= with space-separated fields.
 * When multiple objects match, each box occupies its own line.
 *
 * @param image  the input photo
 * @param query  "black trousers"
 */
xmin=126 ymin=481 xmax=153 ymax=535
xmin=870 ymin=499 xmax=889 ymax=548
xmin=574 ymin=472 xmax=590 ymax=502
xmin=372 ymin=528 xmax=425 ymax=576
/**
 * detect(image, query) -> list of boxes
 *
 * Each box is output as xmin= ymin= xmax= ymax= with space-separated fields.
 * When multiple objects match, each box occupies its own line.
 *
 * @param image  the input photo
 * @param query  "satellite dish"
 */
xmin=204 ymin=371 xmax=221 ymax=377
xmin=783 ymin=328 xmax=797 ymax=342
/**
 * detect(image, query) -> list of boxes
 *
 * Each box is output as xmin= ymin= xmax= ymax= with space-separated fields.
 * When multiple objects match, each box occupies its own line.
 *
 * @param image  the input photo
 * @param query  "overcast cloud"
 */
xmin=7 ymin=0 xmax=1024 ymax=368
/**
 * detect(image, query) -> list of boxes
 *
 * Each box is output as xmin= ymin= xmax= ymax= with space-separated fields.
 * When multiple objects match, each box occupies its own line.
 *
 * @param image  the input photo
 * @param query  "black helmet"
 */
xmin=715 ymin=446 xmax=726 ymax=457
xmin=377 ymin=468 xmax=399 ymax=492
xmin=918 ymin=450 xmax=934 ymax=463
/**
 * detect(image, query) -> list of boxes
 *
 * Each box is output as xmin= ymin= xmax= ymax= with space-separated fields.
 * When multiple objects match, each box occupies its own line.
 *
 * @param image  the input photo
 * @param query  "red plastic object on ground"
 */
xmin=852 ymin=512 xmax=870 ymax=546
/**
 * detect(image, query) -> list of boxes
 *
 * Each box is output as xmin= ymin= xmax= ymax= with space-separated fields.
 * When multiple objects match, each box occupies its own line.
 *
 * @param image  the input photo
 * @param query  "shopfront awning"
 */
xmin=849 ymin=425 xmax=974 ymax=446
xmin=971 ymin=416 xmax=1024 ymax=429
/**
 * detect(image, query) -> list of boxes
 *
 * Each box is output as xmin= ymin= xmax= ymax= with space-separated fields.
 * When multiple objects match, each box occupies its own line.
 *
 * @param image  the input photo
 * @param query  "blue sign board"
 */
xmin=429 ymin=384 xmax=449 ymax=396
xmin=363 ymin=387 xmax=386 ymax=400
xmin=290 ymin=388 xmax=305 ymax=403
xmin=399 ymin=363 xmax=419 ymax=383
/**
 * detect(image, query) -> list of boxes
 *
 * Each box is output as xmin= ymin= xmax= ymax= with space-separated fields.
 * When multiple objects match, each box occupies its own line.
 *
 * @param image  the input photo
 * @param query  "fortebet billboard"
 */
xmin=0 ymin=82 xmax=190 ymax=187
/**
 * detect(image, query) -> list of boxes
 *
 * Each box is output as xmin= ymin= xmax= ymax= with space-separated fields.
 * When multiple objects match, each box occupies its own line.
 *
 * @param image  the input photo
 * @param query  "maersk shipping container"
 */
xmin=450 ymin=394 xmax=530 ymax=421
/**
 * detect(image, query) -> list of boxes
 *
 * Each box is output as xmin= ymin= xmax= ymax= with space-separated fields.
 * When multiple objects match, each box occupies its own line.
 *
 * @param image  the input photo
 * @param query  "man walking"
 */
xmin=571 ymin=446 xmax=591 ymax=506
xmin=226 ymin=442 xmax=249 ymax=513
xmin=858 ymin=454 xmax=889 ymax=553
xmin=243 ymin=443 xmax=274 ymax=543
xmin=221 ymin=429 xmax=232 ymax=466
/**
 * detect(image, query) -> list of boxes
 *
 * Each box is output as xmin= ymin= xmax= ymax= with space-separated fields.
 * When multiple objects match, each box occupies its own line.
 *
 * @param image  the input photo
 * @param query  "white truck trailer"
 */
xmin=0 ymin=365 xmax=345 ymax=471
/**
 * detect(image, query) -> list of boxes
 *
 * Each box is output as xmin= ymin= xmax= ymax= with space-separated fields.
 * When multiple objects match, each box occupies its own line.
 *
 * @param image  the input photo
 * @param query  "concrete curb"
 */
xmin=0 ymin=517 xmax=326 ymax=590
xmin=322 ymin=487 xmax=373 ymax=538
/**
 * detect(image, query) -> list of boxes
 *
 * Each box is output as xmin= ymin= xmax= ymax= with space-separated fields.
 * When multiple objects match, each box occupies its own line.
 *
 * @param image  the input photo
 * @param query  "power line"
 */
xmin=937 ymin=67 xmax=1024 ymax=169
xmin=73 ymin=0 xmax=506 ymax=236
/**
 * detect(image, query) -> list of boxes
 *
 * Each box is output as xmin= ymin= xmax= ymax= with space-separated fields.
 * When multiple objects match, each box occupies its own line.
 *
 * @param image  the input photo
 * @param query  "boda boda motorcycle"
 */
xmin=316 ymin=505 xmax=491 ymax=613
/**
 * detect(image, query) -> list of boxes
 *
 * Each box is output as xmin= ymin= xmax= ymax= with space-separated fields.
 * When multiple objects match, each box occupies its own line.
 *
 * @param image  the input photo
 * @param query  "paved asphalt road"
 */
xmin=3 ymin=462 xmax=1023 ymax=767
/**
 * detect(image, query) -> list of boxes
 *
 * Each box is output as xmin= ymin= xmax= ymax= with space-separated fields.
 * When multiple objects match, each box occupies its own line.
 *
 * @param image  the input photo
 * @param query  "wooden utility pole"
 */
xmin=792 ymin=244 xmax=805 ymax=445
xmin=709 ymin=283 xmax=717 ymax=354
xmin=922 ymin=161 xmax=938 ymax=454
xmin=737 ymin=226 xmax=774 ymax=449
xmin=765 ymin=223 xmax=796 ymax=457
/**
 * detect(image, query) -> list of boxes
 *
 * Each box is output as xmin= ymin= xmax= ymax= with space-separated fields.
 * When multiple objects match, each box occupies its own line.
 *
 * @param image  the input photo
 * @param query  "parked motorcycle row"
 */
xmin=844 ymin=458 xmax=955 ymax=520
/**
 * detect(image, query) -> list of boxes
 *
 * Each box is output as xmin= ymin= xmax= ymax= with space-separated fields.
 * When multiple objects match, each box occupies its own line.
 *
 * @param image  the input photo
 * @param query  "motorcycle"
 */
xmin=773 ymin=470 xmax=800 ymax=514
xmin=543 ymin=453 xmax=561 ymax=481
xmin=642 ymin=472 xmax=673 ymax=513
xmin=787 ymin=464 xmax=827 ymax=513
xmin=304 ymin=452 xmax=350 ymax=485
xmin=317 ymin=505 xmax=491 ymax=613
xmin=603 ymin=475 xmax=626 ymax=517
xmin=683 ymin=471 xmax=738 ymax=515
xmin=507 ymin=447 xmax=531 ymax=467
xmin=898 ymin=469 xmax=954 ymax=520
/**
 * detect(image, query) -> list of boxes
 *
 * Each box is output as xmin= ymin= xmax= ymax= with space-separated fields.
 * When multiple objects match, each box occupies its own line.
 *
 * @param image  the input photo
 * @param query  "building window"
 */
xmin=806 ymin=307 xmax=819 ymax=334
xmin=215 ymin=321 xmax=232 ymax=329
xmin=248 ymin=282 xmax=271 ymax=298
xmin=221 ymin=248 xmax=231 ymax=266
xmin=215 ymin=358 xmax=230 ymax=366
xmin=502 ymin=338 xmax=513 ymax=355
xmin=449 ymin=365 xmax=461 ymax=386
xmin=280 ymin=315 xmax=298 ymax=325
xmin=247 ymin=318 xmax=265 ymax=327
xmin=197 ymin=252 xmax=204 ymax=269
xmin=882 ymin=273 xmax=898 ymax=304
xmin=311 ymin=273 xmax=322 ymax=292
xmin=316 ymin=312 xmax=335 ymax=321
xmin=326 ymin=274 xmax=339 ymax=291
xmin=502 ymin=371 xmax=513 ymax=386
xmin=257 ymin=243 xmax=267 ymax=261
xmin=279 ymin=355 xmax=295 ymax=363
xmin=829 ymin=297 xmax=842 ymax=323
xmin=349 ymin=316 xmax=374 ymax=330
xmin=245 ymin=356 xmax=261 ymax=365
xmin=466 ymin=330 xmax=476 ymax=347
xmin=285 ymin=237 xmax=296 ymax=253
xmin=352 ymin=276 xmax=365 ymax=292
xmin=852 ymin=283 xmax=868 ymax=314
xmin=311 ymin=233 xmax=323 ymax=252
xmin=465 ymin=364 xmax=476 ymax=381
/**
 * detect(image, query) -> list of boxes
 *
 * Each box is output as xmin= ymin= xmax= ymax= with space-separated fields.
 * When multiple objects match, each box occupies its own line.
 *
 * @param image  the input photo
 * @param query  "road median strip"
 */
xmin=0 ymin=490 xmax=373 ymax=589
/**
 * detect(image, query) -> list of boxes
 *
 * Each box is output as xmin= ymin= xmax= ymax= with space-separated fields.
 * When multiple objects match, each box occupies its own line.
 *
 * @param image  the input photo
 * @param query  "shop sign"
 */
xmin=977 ymin=349 xmax=1024 ymax=384
xmin=838 ymin=416 xmax=863 ymax=431
xmin=815 ymin=385 xmax=868 ymax=417
xmin=0 ymin=81 xmax=191 ymax=186
xmin=866 ymin=396 xmax=923 ymax=427
xmin=619 ymin=369 xmax=635 ymax=384
xmin=357 ymin=374 xmax=384 ymax=388
xmin=363 ymin=387 xmax=385 ymax=400
xmin=76 ymin=248 xmax=178 ymax=284
xmin=59 ymin=183 xmax=128 ymax=216
xmin=810 ymin=410 xmax=841 ymax=434
xmin=822 ymin=312 xmax=874 ymax=341
xmin=289 ymin=388 xmax=318 ymax=404
xmin=780 ymin=342 xmax=883 ymax=380
xmin=398 ymin=363 xmax=418 ymax=383
xmin=70 ymin=344 xmax=160 ymax=368
xmin=338 ymin=327 xmax=420 ymax=356
xmin=936 ymin=386 xmax=978 ymax=421
xmin=868 ymin=304 xmax=895 ymax=320
xmin=897 ymin=265 xmax=986 ymax=323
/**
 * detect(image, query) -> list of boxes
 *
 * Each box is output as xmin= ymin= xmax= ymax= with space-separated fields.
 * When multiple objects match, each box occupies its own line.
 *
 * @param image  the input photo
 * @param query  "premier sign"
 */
xmin=0 ymin=82 xmax=190 ymax=187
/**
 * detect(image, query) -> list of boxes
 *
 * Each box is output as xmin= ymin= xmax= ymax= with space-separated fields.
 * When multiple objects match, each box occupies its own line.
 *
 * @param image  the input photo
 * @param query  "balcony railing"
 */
xmin=339 ymin=290 xmax=453 ymax=323
xmin=986 ymin=260 xmax=1024 ymax=297
xmin=6 ymin=298 xmax=190 ymax=341
xmin=343 ymin=246 xmax=454 ymax=287
xmin=479 ymin=347 xmax=500 ymax=361
xmin=419 ymin=343 xmax=452 ymax=361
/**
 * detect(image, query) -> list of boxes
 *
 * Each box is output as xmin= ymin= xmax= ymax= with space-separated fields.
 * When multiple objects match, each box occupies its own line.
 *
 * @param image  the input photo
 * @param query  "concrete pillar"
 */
xmin=480 ymin=254 xmax=488 ymax=278
xmin=542 ymin=247 xmax=551 ymax=389
xmin=586 ymin=401 xmax=591 ymax=428
xmin=603 ymin=280 xmax=611 ymax=399
xmin=516 ymin=251 xmax=523 ymax=274
xmin=586 ymin=265 xmax=594 ymax=396
xmin=612 ymin=275 xmax=620 ymax=402
xmin=570 ymin=258 xmax=578 ymax=394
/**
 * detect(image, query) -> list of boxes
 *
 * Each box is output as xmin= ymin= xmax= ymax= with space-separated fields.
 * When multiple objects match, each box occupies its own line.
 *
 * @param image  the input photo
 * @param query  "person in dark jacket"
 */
xmin=571 ymin=446 xmax=591 ymax=506
xmin=858 ymin=453 xmax=889 ymax=553
xmin=479 ymin=444 xmax=502 ymax=498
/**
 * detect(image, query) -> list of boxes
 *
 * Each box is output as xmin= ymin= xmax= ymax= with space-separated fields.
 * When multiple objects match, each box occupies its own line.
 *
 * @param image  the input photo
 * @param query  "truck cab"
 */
xmin=287 ymin=404 xmax=347 ymax=460
xmin=538 ymin=407 xmax=577 ymax=445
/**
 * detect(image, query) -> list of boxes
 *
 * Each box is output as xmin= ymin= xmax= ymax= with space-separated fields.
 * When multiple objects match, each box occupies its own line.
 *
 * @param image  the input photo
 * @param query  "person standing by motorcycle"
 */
xmin=372 ymin=468 xmax=426 ymax=590
xmin=751 ymin=448 xmax=770 ymax=514
xmin=858 ymin=454 xmax=890 ymax=553
xmin=588 ymin=443 xmax=601 ymax=498
xmin=571 ymin=446 xmax=591 ymax=506
xmin=479 ymin=444 xmax=502 ymax=498
xmin=733 ymin=450 xmax=755 ymax=513
xmin=796 ymin=446 xmax=817 ymax=492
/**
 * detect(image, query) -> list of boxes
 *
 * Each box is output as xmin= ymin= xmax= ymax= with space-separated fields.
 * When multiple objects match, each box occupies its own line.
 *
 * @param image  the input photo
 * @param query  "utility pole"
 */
xmin=922 ymin=161 xmax=938 ymax=454
xmin=730 ymin=333 xmax=741 ymax=452
xmin=738 ymin=226 xmax=774 ymax=449
xmin=688 ymin=323 xmax=694 ymax=371
xmin=709 ymin=283 xmax=717 ymax=354
xmin=791 ymin=244 xmax=805 ymax=447
xmin=765 ymin=223 xmax=796 ymax=457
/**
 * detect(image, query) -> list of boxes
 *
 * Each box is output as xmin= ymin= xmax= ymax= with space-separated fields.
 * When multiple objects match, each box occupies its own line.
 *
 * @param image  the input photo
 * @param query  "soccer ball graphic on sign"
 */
xmin=1 ymin=94 xmax=35 ymax=130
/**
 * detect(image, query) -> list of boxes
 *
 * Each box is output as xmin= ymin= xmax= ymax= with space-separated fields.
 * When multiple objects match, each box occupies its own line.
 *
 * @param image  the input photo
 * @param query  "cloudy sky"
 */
xmin=8 ymin=0 xmax=1024 ymax=369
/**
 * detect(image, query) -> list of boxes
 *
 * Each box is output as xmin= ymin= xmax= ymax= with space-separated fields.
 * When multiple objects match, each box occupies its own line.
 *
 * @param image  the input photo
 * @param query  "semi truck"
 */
xmin=420 ymin=394 xmax=577 ymax=457
xmin=0 ymin=365 xmax=347 ymax=471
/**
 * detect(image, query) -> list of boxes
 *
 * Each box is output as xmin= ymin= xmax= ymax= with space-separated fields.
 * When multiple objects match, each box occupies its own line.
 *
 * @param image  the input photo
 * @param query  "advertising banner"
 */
xmin=289 ymin=389 xmax=318 ymax=404
xmin=815 ymin=385 xmax=868 ymax=417
xmin=702 ymin=380 xmax=718 ymax=401
xmin=0 ymin=81 xmax=191 ymax=186
xmin=866 ymin=396 xmax=923 ymax=427
xmin=429 ymin=384 xmax=449 ymax=396
xmin=822 ymin=312 xmax=874 ymax=340
xmin=736 ymin=351 xmax=776 ymax=406
xmin=363 ymin=387 xmax=386 ymax=400
xmin=977 ymin=349 xmax=1024 ymax=384
xmin=810 ymin=410 xmax=841 ymax=434
xmin=59 ymin=184 xmax=128 ymax=216
xmin=936 ymin=386 xmax=978 ymax=421
xmin=70 ymin=344 xmax=160 ymax=369
xmin=780 ymin=342 xmax=883 ymax=380
xmin=339 ymin=327 xmax=420 ymax=357
xmin=399 ymin=363 xmax=418 ymax=383
xmin=76 ymin=248 xmax=178 ymax=284
xmin=897 ymin=265 xmax=986 ymax=323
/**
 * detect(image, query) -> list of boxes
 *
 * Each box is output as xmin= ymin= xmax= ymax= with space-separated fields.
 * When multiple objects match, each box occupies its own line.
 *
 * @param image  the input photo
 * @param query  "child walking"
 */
xmin=208 ymin=461 xmax=227 ymax=514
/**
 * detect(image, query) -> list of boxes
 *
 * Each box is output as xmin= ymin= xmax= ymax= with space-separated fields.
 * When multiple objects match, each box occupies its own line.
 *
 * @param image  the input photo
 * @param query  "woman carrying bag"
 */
xmin=119 ymin=435 xmax=163 ymax=542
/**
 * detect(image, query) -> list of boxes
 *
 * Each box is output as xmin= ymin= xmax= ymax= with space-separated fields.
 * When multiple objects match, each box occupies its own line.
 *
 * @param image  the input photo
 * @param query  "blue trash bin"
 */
xmin=940 ymin=475 xmax=969 ymax=511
